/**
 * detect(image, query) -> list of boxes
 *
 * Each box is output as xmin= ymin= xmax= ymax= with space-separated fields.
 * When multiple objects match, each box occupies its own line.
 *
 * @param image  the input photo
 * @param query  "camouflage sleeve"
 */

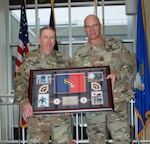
xmin=73 ymin=46 xmax=88 ymax=67
xmin=67 ymin=56 xmax=76 ymax=68
xmin=54 ymin=50 xmax=76 ymax=68
xmin=112 ymin=41 xmax=136 ymax=82
xmin=14 ymin=58 xmax=30 ymax=108
xmin=73 ymin=51 xmax=81 ymax=67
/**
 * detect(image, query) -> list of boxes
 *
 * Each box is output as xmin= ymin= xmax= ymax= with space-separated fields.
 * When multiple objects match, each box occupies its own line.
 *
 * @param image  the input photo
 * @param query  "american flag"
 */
xmin=15 ymin=0 xmax=29 ymax=128
xmin=14 ymin=0 xmax=29 ymax=78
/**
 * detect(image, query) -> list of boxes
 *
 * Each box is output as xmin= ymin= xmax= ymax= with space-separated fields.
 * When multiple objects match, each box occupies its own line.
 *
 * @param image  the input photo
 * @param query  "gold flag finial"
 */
xmin=51 ymin=0 xmax=54 ymax=4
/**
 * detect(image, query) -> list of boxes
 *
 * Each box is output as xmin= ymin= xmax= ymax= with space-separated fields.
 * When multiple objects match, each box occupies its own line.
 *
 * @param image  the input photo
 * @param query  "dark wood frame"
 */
xmin=29 ymin=66 xmax=114 ymax=114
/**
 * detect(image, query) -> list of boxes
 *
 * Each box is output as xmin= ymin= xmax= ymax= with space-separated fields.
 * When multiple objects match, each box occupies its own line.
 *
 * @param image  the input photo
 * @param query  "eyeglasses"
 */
xmin=84 ymin=24 xmax=99 ymax=29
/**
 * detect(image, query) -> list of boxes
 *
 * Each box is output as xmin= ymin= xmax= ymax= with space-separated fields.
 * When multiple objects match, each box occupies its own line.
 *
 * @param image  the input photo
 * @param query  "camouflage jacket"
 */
xmin=14 ymin=48 xmax=74 ymax=107
xmin=73 ymin=38 xmax=136 ymax=107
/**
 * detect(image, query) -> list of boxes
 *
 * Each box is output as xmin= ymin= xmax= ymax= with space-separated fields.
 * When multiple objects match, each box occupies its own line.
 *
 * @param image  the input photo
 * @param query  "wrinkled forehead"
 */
xmin=40 ymin=27 xmax=55 ymax=36
xmin=40 ymin=28 xmax=55 ymax=37
xmin=84 ymin=15 xmax=100 ymax=25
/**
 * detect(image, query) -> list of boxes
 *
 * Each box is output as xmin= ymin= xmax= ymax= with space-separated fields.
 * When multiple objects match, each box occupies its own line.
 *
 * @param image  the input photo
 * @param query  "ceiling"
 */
xmin=9 ymin=0 xmax=124 ymax=5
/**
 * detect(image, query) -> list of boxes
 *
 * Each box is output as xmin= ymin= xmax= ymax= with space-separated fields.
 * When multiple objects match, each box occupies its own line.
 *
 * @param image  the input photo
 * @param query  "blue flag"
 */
xmin=134 ymin=0 xmax=150 ymax=138
xmin=49 ymin=5 xmax=58 ymax=51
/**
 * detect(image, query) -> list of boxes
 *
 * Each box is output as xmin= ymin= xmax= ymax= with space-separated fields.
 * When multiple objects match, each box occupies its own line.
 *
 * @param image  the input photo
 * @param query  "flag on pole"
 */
xmin=15 ymin=0 xmax=29 ymax=128
xmin=49 ymin=0 xmax=58 ymax=51
xmin=22 ymin=113 xmax=28 ymax=128
xmin=134 ymin=0 xmax=150 ymax=138
xmin=14 ymin=0 xmax=29 ymax=79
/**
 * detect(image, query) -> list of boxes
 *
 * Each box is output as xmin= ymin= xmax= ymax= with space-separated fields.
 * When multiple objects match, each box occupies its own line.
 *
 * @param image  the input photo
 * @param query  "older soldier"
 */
xmin=14 ymin=26 xmax=74 ymax=144
xmin=73 ymin=14 xmax=136 ymax=144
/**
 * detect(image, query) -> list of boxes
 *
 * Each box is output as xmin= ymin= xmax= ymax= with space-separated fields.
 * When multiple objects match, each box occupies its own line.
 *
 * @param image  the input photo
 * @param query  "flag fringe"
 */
xmin=135 ymin=106 xmax=150 ymax=138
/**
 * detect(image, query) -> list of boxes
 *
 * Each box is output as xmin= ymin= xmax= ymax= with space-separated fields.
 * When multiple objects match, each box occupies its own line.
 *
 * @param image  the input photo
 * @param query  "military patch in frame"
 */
xmin=29 ymin=66 xmax=114 ymax=114
xmin=36 ymin=74 xmax=52 ymax=85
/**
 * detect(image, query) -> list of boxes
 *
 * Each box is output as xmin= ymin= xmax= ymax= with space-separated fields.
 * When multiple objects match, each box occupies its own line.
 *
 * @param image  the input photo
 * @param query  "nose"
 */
xmin=48 ymin=37 xmax=52 ymax=42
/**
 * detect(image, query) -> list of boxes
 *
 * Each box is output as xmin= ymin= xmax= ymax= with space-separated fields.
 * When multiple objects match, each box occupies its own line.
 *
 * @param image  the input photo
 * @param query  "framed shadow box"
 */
xmin=29 ymin=66 xmax=114 ymax=114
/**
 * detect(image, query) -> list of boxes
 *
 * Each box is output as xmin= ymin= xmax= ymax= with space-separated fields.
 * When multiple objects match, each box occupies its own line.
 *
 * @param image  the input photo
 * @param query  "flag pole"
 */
xmin=18 ymin=106 xmax=21 ymax=144
xmin=24 ymin=0 xmax=26 ymax=5
xmin=141 ymin=0 xmax=146 ymax=30
xmin=94 ymin=0 xmax=98 ymax=16
xmin=50 ymin=0 xmax=56 ymax=31
xmin=49 ymin=0 xmax=58 ymax=51
xmin=15 ymin=0 xmax=29 ymax=141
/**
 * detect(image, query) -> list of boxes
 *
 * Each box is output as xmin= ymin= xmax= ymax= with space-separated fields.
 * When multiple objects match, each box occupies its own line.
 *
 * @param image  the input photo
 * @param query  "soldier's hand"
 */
xmin=23 ymin=103 xmax=33 ymax=118
xmin=107 ymin=73 xmax=116 ymax=90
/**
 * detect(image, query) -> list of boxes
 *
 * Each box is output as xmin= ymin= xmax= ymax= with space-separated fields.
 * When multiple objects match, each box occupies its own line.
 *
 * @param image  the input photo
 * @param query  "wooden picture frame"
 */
xmin=29 ymin=66 xmax=114 ymax=114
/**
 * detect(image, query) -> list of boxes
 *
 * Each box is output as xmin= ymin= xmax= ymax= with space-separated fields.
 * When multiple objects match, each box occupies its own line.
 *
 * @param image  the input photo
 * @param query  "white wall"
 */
xmin=0 ymin=0 xmax=8 ymax=94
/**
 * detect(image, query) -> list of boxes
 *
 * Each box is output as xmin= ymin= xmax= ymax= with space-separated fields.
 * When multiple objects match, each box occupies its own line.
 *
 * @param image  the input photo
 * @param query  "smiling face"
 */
xmin=84 ymin=15 xmax=102 ymax=43
xmin=38 ymin=27 xmax=56 ymax=55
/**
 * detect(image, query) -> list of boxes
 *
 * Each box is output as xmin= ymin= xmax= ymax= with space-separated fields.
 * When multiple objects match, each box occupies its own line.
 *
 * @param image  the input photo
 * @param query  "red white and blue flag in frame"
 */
xmin=54 ymin=73 xmax=86 ymax=94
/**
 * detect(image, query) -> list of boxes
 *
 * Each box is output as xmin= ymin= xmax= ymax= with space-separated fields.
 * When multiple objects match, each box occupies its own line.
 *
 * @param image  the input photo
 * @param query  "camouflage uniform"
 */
xmin=14 ymin=48 xmax=74 ymax=144
xmin=73 ymin=38 xmax=136 ymax=144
